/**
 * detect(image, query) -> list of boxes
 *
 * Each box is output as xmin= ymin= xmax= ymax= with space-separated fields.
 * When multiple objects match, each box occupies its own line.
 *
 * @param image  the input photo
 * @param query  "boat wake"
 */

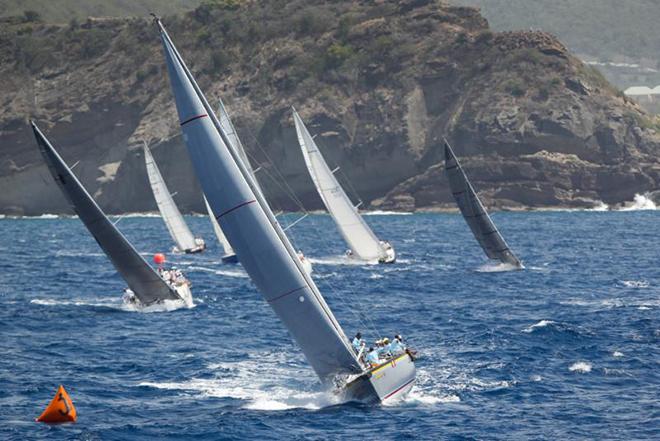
xmin=186 ymin=265 xmax=249 ymax=278
xmin=619 ymin=279 xmax=650 ymax=288
xmin=309 ymin=256 xmax=379 ymax=266
xmin=362 ymin=210 xmax=413 ymax=216
xmin=476 ymin=261 xmax=522 ymax=272
xmin=30 ymin=296 xmax=193 ymax=312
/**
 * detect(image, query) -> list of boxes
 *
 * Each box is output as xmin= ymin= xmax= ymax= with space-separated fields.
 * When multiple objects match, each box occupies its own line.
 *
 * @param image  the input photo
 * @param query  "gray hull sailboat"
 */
xmin=143 ymin=143 xmax=205 ymax=254
xmin=292 ymin=109 xmax=395 ymax=264
xmin=216 ymin=99 xmax=312 ymax=273
xmin=444 ymin=140 xmax=523 ymax=268
xmin=156 ymin=18 xmax=414 ymax=402
xmin=31 ymin=122 xmax=193 ymax=306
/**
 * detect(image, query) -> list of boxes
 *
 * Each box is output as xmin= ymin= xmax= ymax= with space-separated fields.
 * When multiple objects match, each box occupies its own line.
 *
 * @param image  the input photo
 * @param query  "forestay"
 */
xmin=444 ymin=140 xmax=522 ymax=267
xmin=143 ymin=144 xmax=198 ymax=252
xmin=157 ymin=20 xmax=361 ymax=383
xmin=203 ymin=195 xmax=233 ymax=256
xmin=293 ymin=109 xmax=384 ymax=261
xmin=32 ymin=123 xmax=181 ymax=304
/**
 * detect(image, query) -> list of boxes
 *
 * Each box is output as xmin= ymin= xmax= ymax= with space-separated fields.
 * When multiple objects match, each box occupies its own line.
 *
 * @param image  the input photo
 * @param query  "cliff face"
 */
xmin=1 ymin=0 xmax=659 ymax=215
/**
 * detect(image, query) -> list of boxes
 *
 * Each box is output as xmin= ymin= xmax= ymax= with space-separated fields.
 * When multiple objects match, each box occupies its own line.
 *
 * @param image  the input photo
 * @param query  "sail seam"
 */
xmin=180 ymin=114 xmax=208 ymax=126
xmin=216 ymin=199 xmax=256 ymax=218
xmin=267 ymin=286 xmax=306 ymax=303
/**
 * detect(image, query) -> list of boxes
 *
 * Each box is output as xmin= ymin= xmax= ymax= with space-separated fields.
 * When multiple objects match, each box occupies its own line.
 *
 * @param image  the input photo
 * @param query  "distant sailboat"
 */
xmin=216 ymin=99 xmax=313 ymax=273
xmin=203 ymin=195 xmax=238 ymax=263
xmin=292 ymin=108 xmax=395 ymax=263
xmin=444 ymin=140 xmax=523 ymax=269
xmin=143 ymin=143 xmax=205 ymax=254
xmin=157 ymin=18 xmax=414 ymax=402
xmin=31 ymin=122 xmax=193 ymax=306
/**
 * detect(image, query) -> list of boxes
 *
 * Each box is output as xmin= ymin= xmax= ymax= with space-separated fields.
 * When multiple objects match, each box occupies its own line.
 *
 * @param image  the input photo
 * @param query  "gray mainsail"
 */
xmin=157 ymin=20 xmax=361 ymax=383
xmin=444 ymin=140 xmax=522 ymax=267
xmin=143 ymin=143 xmax=198 ymax=252
xmin=31 ymin=122 xmax=181 ymax=304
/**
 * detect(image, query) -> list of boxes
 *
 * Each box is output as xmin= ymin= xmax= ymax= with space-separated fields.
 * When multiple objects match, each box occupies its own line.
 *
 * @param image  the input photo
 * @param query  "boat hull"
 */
xmin=221 ymin=253 xmax=239 ymax=264
xmin=342 ymin=352 xmax=415 ymax=404
xmin=184 ymin=244 xmax=206 ymax=254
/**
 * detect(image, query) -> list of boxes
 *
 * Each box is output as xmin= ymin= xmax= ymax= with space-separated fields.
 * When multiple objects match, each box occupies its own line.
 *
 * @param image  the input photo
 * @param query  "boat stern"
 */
xmin=342 ymin=352 xmax=415 ymax=404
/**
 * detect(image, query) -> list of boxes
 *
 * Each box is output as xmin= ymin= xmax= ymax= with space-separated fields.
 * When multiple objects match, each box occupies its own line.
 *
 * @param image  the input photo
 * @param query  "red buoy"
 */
xmin=153 ymin=253 xmax=166 ymax=265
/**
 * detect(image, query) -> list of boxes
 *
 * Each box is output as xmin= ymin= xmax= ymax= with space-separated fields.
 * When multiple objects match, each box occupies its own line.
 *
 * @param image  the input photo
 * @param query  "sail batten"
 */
xmin=31 ymin=123 xmax=180 ymax=305
xmin=292 ymin=109 xmax=385 ymax=261
xmin=157 ymin=20 xmax=360 ymax=383
xmin=444 ymin=140 xmax=522 ymax=267
xmin=143 ymin=144 xmax=197 ymax=252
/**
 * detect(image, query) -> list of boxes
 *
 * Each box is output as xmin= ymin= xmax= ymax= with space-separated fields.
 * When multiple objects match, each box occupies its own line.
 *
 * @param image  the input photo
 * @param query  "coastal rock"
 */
xmin=0 ymin=1 xmax=658 ymax=214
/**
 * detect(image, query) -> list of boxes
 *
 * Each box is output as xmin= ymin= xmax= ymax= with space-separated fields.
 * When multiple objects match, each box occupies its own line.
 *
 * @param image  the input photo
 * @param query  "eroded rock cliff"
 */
xmin=1 ymin=0 xmax=658 ymax=215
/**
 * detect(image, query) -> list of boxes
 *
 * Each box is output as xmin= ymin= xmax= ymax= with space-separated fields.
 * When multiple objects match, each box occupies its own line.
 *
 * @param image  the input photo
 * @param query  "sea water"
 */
xmin=0 ymin=211 xmax=658 ymax=440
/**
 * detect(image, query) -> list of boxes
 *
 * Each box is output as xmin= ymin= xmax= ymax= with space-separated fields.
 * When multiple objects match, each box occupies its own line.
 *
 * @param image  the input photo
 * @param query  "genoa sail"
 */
xmin=203 ymin=195 xmax=234 ymax=257
xmin=292 ymin=109 xmax=388 ymax=261
xmin=157 ymin=19 xmax=361 ymax=383
xmin=143 ymin=143 xmax=199 ymax=252
xmin=444 ymin=140 xmax=522 ymax=268
xmin=31 ymin=122 xmax=181 ymax=304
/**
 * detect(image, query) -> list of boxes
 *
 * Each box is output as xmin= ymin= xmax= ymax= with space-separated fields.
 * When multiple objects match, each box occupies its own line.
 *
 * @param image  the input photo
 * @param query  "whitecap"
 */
xmin=613 ymin=351 xmax=624 ymax=358
xmin=522 ymin=320 xmax=555 ymax=333
xmin=186 ymin=265 xmax=249 ymax=278
xmin=309 ymin=256 xmax=379 ymax=266
xmin=476 ymin=261 xmax=523 ymax=272
xmin=618 ymin=193 xmax=657 ymax=211
xmin=569 ymin=361 xmax=592 ymax=373
xmin=620 ymin=280 xmax=650 ymax=288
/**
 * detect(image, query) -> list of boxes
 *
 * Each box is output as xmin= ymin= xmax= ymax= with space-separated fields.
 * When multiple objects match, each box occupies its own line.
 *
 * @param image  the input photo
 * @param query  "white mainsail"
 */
xmin=143 ymin=143 xmax=198 ymax=252
xmin=203 ymin=194 xmax=234 ymax=257
xmin=292 ymin=109 xmax=387 ymax=261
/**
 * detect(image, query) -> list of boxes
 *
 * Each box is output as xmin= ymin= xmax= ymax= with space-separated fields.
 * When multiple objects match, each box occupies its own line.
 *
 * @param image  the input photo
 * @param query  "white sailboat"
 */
xmin=203 ymin=195 xmax=238 ymax=263
xmin=143 ymin=143 xmax=205 ymax=254
xmin=292 ymin=108 xmax=395 ymax=263
xmin=157 ymin=18 xmax=414 ymax=402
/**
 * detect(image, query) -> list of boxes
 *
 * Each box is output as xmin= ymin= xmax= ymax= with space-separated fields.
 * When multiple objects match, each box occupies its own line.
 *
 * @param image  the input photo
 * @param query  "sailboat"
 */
xmin=31 ymin=122 xmax=193 ymax=306
xmin=156 ymin=18 xmax=414 ymax=402
xmin=143 ymin=143 xmax=205 ymax=254
xmin=444 ymin=140 xmax=523 ymax=269
xmin=203 ymin=195 xmax=238 ymax=263
xmin=292 ymin=109 xmax=396 ymax=264
xmin=216 ymin=99 xmax=313 ymax=274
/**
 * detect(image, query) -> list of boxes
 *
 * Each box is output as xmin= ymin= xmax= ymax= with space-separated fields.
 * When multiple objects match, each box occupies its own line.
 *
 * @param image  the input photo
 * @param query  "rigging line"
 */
xmin=243 ymin=130 xmax=309 ymax=212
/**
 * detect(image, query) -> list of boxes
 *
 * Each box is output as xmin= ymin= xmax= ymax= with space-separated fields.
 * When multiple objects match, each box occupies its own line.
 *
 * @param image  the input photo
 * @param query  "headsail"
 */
xmin=157 ymin=20 xmax=361 ymax=383
xmin=31 ymin=122 xmax=181 ymax=304
xmin=203 ymin=195 xmax=234 ymax=256
xmin=143 ymin=143 xmax=198 ymax=252
xmin=292 ymin=109 xmax=387 ymax=261
xmin=444 ymin=140 xmax=522 ymax=268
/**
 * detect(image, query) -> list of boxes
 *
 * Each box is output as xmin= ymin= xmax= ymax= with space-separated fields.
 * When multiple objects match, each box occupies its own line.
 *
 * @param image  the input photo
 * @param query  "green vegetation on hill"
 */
xmin=456 ymin=0 xmax=660 ymax=62
xmin=0 ymin=0 xmax=203 ymax=23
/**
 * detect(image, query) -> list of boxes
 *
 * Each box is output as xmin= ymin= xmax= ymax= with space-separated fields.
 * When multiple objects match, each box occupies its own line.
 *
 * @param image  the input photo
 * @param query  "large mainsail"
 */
xmin=203 ymin=195 xmax=233 ymax=257
xmin=444 ymin=140 xmax=522 ymax=267
xmin=157 ymin=20 xmax=361 ymax=382
xmin=31 ymin=122 xmax=181 ymax=304
xmin=292 ymin=109 xmax=385 ymax=261
xmin=143 ymin=144 xmax=198 ymax=252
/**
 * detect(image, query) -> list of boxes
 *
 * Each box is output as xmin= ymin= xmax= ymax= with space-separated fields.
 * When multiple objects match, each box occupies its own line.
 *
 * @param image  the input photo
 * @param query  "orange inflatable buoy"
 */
xmin=36 ymin=385 xmax=77 ymax=423
xmin=153 ymin=253 xmax=166 ymax=265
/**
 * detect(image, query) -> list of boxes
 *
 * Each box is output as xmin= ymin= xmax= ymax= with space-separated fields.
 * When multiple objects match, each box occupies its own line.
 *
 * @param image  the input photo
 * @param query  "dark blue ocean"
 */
xmin=1 ymin=211 xmax=658 ymax=440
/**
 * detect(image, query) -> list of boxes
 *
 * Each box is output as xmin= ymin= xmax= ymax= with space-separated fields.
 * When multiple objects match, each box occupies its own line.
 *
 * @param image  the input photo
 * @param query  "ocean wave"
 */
xmin=476 ymin=261 xmax=523 ymax=272
xmin=30 ymin=296 xmax=192 ymax=312
xmin=569 ymin=361 xmax=592 ymax=373
xmin=522 ymin=320 xmax=555 ymax=333
xmin=309 ymin=256 xmax=379 ymax=266
xmin=618 ymin=193 xmax=657 ymax=211
xmin=362 ymin=210 xmax=413 ymax=216
xmin=613 ymin=351 xmax=624 ymax=358
xmin=620 ymin=279 xmax=650 ymax=288
xmin=186 ymin=265 xmax=249 ymax=278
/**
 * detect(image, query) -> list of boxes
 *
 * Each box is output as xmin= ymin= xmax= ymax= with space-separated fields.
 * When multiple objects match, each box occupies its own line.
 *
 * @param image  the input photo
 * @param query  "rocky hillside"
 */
xmin=1 ymin=0 xmax=659 ymax=215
